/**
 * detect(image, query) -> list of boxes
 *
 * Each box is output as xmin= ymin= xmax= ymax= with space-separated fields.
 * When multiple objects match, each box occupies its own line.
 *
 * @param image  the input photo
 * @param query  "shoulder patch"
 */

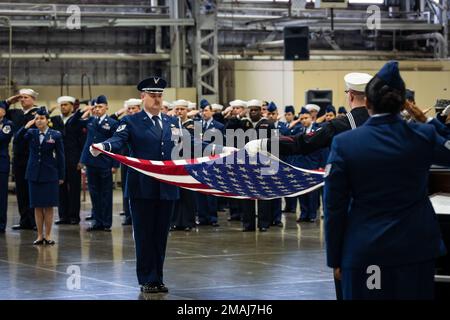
xmin=116 ymin=124 xmax=126 ymax=132
xmin=2 ymin=125 xmax=11 ymax=134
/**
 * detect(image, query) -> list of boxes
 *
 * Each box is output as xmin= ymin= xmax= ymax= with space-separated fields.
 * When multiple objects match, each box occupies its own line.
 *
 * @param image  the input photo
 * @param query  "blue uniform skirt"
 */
xmin=29 ymin=180 xmax=59 ymax=208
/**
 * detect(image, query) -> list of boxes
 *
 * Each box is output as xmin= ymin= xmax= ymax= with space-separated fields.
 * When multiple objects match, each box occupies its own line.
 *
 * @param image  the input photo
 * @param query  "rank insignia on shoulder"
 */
xmin=116 ymin=124 xmax=126 ymax=132
xmin=2 ymin=125 xmax=11 ymax=134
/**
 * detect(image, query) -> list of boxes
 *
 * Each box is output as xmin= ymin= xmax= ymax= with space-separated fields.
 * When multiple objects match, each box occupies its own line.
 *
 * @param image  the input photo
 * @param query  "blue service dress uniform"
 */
xmin=15 ymin=127 xmax=65 ymax=208
xmin=281 ymin=120 xmax=303 ymax=213
xmin=324 ymin=114 xmax=450 ymax=300
xmin=100 ymin=110 xmax=181 ymax=286
xmin=1 ymin=100 xmax=39 ymax=228
xmin=0 ymin=117 xmax=13 ymax=231
xmin=73 ymin=110 xmax=119 ymax=229
xmin=195 ymin=118 xmax=224 ymax=225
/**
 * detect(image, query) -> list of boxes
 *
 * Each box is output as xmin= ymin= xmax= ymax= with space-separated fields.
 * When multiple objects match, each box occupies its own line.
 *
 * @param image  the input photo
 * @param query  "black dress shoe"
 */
xmin=158 ymin=284 xmax=169 ymax=293
xmin=242 ymin=227 xmax=255 ymax=232
xmin=211 ymin=222 xmax=220 ymax=227
xmin=86 ymin=225 xmax=103 ymax=232
xmin=55 ymin=220 xmax=71 ymax=225
xmin=140 ymin=284 xmax=160 ymax=293
xmin=33 ymin=239 xmax=45 ymax=245
xmin=103 ymin=227 xmax=111 ymax=232
xmin=70 ymin=219 xmax=80 ymax=225
xmin=184 ymin=227 xmax=192 ymax=231
xmin=85 ymin=216 xmax=94 ymax=221
xmin=272 ymin=221 xmax=283 ymax=227
xmin=44 ymin=239 xmax=56 ymax=245
xmin=119 ymin=211 xmax=125 ymax=216
xmin=12 ymin=224 xmax=34 ymax=230
xmin=296 ymin=218 xmax=307 ymax=223
xmin=258 ymin=227 xmax=268 ymax=232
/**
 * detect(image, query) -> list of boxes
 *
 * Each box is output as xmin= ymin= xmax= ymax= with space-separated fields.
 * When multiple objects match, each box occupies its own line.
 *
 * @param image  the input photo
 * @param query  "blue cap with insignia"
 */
xmin=300 ymin=107 xmax=309 ymax=115
xmin=95 ymin=95 xmax=108 ymax=105
xmin=376 ymin=60 xmax=405 ymax=91
xmin=267 ymin=101 xmax=277 ymax=112
xmin=36 ymin=106 xmax=49 ymax=118
xmin=284 ymin=105 xmax=295 ymax=114
xmin=137 ymin=76 xmax=167 ymax=93
xmin=200 ymin=98 xmax=210 ymax=109
xmin=326 ymin=105 xmax=336 ymax=114
xmin=338 ymin=106 xmax=347 ymax=114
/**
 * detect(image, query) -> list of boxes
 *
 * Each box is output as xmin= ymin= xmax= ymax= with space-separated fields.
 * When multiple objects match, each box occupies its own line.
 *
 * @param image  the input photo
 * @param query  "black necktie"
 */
xmin=152 ymin=115 xmax=162 ymax=138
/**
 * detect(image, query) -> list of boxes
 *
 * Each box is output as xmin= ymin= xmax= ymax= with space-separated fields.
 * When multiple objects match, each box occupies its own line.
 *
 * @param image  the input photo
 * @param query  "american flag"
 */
xmin=94 ymin=147 xmax=324 ymax=200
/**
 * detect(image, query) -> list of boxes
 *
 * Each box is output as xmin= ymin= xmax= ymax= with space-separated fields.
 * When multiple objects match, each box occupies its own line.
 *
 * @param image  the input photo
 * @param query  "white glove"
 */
xmin=89 ymin=143 xmax=104 ymax=157
xmin=442 ymin=104 xmax=450 ymax=116
xmin=244 ymin=139 xmax=264 ymax=157
xmin=222 ymin=146 xmax=238 ymax=155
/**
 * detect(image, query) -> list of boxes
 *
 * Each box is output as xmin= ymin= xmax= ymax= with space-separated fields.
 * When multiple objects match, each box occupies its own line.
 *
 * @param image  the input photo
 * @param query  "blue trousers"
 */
xmin=299 ymin=190 xmax=319 ymax=220
xmin=270 ymin=198 xmax=282 ymax=224
xmin=342 ymin=260 xmax=435 ymax=300
xmin=196 ymin=193 xmax=218 ymax=224
xmin=129 ymin=198 xmax=174 ymax=285
xmin=86 ymin=166 xmax=113 ymax=228
xmin=0 ymin=172 xmax=8 ymax=231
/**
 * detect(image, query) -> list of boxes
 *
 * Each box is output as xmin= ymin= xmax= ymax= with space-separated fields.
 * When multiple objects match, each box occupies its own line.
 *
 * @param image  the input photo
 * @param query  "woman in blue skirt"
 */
xmin=16 ymin=107 xmax=65 ymax=245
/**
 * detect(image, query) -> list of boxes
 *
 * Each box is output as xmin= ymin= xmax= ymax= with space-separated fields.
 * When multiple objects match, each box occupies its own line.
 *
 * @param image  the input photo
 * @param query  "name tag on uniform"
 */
xmin=47 ymin=137 xmax=55 ymax=144
xmin=102 ymin=123 xmax=111 ymax=130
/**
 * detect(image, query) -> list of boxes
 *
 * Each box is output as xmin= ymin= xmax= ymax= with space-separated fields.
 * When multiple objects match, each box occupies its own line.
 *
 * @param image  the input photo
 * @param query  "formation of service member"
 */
xmin=89 ymin=76 xmax=234 ymax=294
xmin=52 ymin=96 xmax=85 ymax=225
xmin=171 ymin=99 xmax=196 ymax=231
xmin=1 ymin=89 xmax=41 ymax=230
xmin=73 ymin=95 xmax=119 ymax=231
xmin=0 ymin=103 xmax=13 ymax=233
xmin=196 ymin=99 xmax=224 ymax=227
xmin=244 ymin=72 xmax=373 ymax=156
xmin=324 ymin=60 xmax=450 ymax=300
xmin=15 ymin=107 xmax=65 ymax=245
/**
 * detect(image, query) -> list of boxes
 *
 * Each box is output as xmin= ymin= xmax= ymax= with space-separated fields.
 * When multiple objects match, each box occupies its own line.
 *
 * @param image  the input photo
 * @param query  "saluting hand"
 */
xmin=6 ymin=94 xmax=21 ymax=105
xmin=25 ymin=118 xmax=36 ymax=129
xmin=404 ymin=101 xmax=427 ymax=123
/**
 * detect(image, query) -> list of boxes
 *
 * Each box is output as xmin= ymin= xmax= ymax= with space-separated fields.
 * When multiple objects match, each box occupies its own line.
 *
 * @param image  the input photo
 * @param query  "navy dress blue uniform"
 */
xmin=0 ymin=115 xmax=13 ymax=231
xmin=52 ymin=113 xmax=85 ymax=223
xmin=15 ymin=126 xmax=65 ymax=208
xmin=1 ymin=100 xmax=39 ymax=228
xmin=196 ymin=116 xmax=224 ymax=226
xmin=73 ymin=103 xmax=119 ymax=229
